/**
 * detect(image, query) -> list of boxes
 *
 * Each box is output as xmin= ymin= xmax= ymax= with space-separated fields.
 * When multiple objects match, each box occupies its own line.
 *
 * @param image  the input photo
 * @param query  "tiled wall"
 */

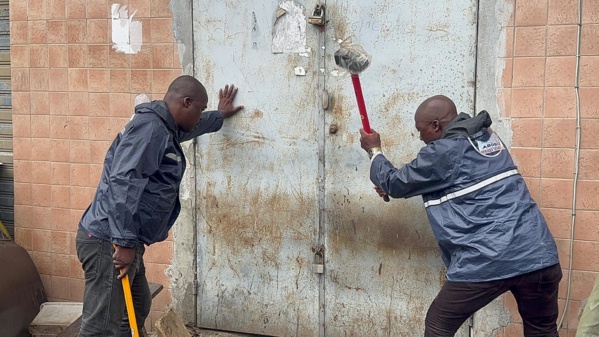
xmin=497 ymin=0 xmax=599 ymax=336
xmin=9 ymin=0 xmax=181 ymax=328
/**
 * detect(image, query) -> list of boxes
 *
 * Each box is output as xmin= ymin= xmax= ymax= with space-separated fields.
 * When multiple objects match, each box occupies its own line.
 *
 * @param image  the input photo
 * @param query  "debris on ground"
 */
xmin=151 ymin=308 xmax=260 ymax=337
xmin=154 ymin=308 xmax=191 ymax=337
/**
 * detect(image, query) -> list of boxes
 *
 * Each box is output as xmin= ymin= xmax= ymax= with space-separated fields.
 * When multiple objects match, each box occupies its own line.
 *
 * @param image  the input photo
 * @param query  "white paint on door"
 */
xmin=272 ymin=0 xmax=310 ymax=54
xmin=111 ymin=4 xmax=142 ymax=54
xmin=294 ymin=66 xmax=306 ymax=76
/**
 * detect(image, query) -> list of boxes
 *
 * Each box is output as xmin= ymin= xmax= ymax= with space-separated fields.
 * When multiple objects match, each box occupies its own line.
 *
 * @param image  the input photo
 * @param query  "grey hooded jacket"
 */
xmin=79 ymin=101 xmax=223 ymax=247
xmin=370 ymin=111 xmax=559 ymax=282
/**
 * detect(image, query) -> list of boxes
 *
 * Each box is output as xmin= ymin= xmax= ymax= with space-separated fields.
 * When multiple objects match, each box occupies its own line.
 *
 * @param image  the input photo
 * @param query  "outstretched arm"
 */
xmin=178 ymin=84 xmax=244 ymax=142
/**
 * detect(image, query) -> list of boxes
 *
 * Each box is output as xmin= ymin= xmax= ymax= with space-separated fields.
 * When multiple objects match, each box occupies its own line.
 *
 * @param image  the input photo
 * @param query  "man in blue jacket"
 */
xmin=76 ymin=75 xmax=243 ymax=336
xmin=359 ymin=95 xmax=561 ymax=337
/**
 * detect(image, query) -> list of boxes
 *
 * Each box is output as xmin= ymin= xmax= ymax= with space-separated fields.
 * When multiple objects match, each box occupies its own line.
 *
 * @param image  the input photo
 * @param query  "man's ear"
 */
xmin=183 ymin=97 xmax=192 ymax=108
xmin=432 ymin=120 xmax=440 ymax=132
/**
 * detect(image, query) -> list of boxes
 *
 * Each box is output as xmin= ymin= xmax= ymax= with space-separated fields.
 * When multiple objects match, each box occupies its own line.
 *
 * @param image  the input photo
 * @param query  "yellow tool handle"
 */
xmin=114 ymin=244 xmax=140 ymax=337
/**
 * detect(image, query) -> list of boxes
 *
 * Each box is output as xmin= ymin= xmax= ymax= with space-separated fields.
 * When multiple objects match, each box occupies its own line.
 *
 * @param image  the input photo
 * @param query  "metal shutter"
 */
xmin=0 ymin=1 xmax=13 ymax=237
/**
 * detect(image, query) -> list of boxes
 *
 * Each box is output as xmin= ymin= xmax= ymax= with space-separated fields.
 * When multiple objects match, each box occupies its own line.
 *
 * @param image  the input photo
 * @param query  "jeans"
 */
xmin=76 ymin=229 xmax=151 ymax=337
xmin=425 ymin=263 xmax=562 ymax=337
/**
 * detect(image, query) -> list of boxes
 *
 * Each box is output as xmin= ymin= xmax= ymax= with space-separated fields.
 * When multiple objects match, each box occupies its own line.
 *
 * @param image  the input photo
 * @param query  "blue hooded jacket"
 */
xmin=370 ymin=111 xmax=559 ymax=282
xmin=79 ymin=101 xmax=223 ymax=247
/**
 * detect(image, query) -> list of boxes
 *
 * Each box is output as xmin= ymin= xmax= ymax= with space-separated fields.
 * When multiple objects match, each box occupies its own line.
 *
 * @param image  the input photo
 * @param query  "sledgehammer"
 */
xmin=334 ymin=43 xmax=390 ymax=202
xmin=334 ymin=43 xmax=373 ymax=133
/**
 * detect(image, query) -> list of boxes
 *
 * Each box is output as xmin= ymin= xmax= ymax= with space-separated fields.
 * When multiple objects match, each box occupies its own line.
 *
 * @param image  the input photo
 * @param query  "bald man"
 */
xmin=76 ymin=75 xmax=243 ymax=336
xmin=359 ymin=95 xmax=560 ymax=337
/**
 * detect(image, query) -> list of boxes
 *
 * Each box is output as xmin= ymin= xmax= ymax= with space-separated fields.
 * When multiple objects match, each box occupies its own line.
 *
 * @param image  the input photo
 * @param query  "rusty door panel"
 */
xmin=323 ymin=0 xmax=477 ymax=336
xmin=193 ymin=1 xmax=321 ymax=336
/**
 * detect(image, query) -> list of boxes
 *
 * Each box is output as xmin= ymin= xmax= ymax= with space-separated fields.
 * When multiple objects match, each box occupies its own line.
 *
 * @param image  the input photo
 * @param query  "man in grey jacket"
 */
xmin=76 ymin=75 xmax=243 ymax=336
xmin=359 ymin=95 xmax=561 ymax=337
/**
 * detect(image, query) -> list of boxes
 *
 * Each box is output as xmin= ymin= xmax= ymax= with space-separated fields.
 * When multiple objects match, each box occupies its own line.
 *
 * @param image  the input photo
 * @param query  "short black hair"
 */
xmin=165 ymin=75 xmax=207 ymax=102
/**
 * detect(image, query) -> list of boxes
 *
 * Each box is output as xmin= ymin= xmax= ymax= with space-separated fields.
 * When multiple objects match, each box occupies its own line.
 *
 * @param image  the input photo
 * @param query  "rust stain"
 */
xmin=382 ymin=64 xmax=398 ymax=75
xmin=346 ymin=132 xmax=355 ymax=144
xmin=382 ymin=90 xmax=403 ymax=114
xmin=251 ymin=109 xmax=263 ymax=119
xmin=201 ymin=59 xmax=215 ymax=90
xmin=206 ymin=179 xmax=314 ymax=259
xmin=426 ymin=23 xmax=451 ymax=40
xmin=325 ymin=192 xmax=438 ymax=265
xmin=327 ymin=4 xmax=348 ymax=40
xmin=330 ymin=91 xmax=346 ymax=120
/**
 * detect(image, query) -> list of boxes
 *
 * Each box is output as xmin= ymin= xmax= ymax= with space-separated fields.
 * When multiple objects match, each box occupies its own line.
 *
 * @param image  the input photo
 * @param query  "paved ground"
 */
xmin=186 ymin=326 xmax=264 ymax=337
xmin=147 ymin=325 xmax=263 ymax=337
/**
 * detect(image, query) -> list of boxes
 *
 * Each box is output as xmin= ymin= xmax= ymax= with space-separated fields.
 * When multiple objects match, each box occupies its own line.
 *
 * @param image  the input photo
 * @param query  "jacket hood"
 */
xmin=135 ymin=101 xmax=178 ymax=134
xmin=442 ymin=110 xmax=493 ymax=139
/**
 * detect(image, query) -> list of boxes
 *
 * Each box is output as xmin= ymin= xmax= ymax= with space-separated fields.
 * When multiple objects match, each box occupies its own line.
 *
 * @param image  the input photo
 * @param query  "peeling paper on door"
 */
xmin=111 ymin=4 xmax=142 ymax=54
xmin=272 ymin=0 xmax=310 ymax=54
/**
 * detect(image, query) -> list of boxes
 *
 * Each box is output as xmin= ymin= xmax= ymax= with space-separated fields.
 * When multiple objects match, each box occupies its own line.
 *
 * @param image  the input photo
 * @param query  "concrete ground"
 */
xmin=186 ymin=327 xmax=263 ymax=337
xmin=147 ymin=326 xmax=260 ymax=337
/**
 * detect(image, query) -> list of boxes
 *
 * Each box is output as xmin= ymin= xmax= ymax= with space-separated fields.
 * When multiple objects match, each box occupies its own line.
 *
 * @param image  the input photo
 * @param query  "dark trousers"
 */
xmin=76 ymin=229 xmax=151 ymax=337
xmin=425 ymin=263 xmax=562 ymax=337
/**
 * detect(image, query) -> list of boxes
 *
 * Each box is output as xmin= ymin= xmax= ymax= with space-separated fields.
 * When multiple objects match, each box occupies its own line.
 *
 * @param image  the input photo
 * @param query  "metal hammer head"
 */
xmin=334 ymin=44 xmax=371 ymax=74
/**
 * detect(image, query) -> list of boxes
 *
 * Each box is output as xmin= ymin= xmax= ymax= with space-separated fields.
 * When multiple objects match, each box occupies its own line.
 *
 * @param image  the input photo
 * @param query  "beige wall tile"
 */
xmin=47 ymin=20 xmax=67 ymax=44
xmin=86 ymin=0 xmax=108 ymax=19
xmin=544 ymin=118 xmax=577 ymax=148
xmin=10 ymin=45 xmax=30 ymax=68
xmin=47 ymin=0 xmax=66 ymax=20
xmin=515 ymin=26 xmax=547 ymax=57
xmin=11 ymin=21 xmax=29 ymax=45
xmin=68 ymin=68 xmax=89 ymax=92
xmin=511 ymin=118 xmax=544 ymax=147
xmin=575 ymin=211 xmax=599 ymax=241
xmin=582 ymin=0 xmax=599 ymax=24
xmin=511 ymin=147 xmax=542 ymax=177
xmin=10 ymin=0 xmax=28 ymax=21
xmin=511 ymin=88 xmax=544 ymax=117
xmin=88 ymin=45 xmax=109 ymax=68
xmin=548 ymin=0 xmax=578 ymax=25
xmin=516 ymin=0 xmax=548 ymax=26
xmin=545 ymin=87 xmax=576 ymax=118
xmin=547 ymin=25 xmax=578 ymax=56
xmin=66 ymin=0 xmax=86 ymax=19
xmin=580 ymin=56 xmax=599 ymax=86
xmin=68 ymin=44 xmax=88 ymax=68
xmin=67 ymin=19 xmax=86 ymax=44
xmin=29 ymin=20 xmax=48 ymax=44
xmin=540 ymin=178 xmax=574 ymax=209
xmin=87 ymin=20 xmax=109 ymax=44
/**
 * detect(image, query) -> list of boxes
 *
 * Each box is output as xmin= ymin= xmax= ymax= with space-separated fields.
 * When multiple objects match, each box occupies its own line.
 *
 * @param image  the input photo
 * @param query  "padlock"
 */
xmin=312 ymin=246 xmax=325 ymax=274
xmin=312 ymin=261 xmax=324 ymax=274
xmin=308 ymin=4 xmax=325 ymax=26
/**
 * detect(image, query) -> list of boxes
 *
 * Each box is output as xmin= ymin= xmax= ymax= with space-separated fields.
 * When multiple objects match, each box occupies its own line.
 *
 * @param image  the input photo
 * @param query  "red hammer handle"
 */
xmin=351 ymin=74 xmax=371 ymax=134
xmin=350 ymin=74 xmax=389 ymax=202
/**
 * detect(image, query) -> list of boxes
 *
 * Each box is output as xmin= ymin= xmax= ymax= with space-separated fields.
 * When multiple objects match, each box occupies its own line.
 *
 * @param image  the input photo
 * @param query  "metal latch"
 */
xmin=322 ymin=89 xmax=330 ymax=110
xmin=308 ymin=4 xmax=325 ymax=26
xmin=312 ymin=244 xmax=325 ymax=274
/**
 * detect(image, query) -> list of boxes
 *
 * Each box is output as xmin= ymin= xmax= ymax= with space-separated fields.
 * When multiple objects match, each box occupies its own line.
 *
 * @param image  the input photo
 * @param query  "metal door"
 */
xmin=192 ymin=1 xmax=323 ymax=336
xmin=322 ymin=1 xmax=477 ymax=336
xmin=192 ymin=1 xmax=477 ymax=336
